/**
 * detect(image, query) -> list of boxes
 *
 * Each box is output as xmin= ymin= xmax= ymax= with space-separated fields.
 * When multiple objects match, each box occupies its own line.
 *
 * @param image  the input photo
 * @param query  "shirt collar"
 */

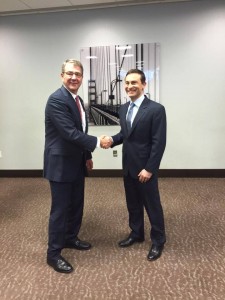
xmin=130 ymin=94 xmax=145 ymax=108
xmin=63 ymin=85 xmax=77 ymax=99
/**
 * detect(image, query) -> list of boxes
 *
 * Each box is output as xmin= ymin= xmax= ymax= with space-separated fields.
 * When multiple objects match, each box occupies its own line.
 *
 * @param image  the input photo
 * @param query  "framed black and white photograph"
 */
xmin=80 ymin=43 xmax=160 ymax=125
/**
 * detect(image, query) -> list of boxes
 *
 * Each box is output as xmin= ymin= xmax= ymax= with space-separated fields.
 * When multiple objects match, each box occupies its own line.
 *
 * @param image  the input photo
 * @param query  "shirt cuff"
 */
xmin=96 ymin=137 xmax=100 ymax=148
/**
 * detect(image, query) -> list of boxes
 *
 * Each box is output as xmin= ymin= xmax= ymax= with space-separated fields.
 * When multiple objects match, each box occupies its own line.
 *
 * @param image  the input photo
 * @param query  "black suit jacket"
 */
xmin=43 ymin=86 xmax=97 ymax=182
xmin=112 ymin=96 xmax=166 ymax=178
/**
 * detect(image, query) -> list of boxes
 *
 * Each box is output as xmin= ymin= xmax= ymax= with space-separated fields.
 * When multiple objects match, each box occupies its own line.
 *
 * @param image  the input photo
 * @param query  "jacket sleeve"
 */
xmin=145 ymin=105 xmax=166 ymax=173
xmin=85 ymin=150 xmax=92 ymax=160
xmin=46 ymin=95 xmax=97 ymax=152
xmin=111 ymin=129 xmax=124 ymax=147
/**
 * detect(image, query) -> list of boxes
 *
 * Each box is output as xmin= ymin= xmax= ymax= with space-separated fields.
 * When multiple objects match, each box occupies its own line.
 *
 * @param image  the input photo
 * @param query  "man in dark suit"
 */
xmin=44 ymin=59 xmax=106 ymax=273
xmin=108 ymin=69 xmax=166 ymax=261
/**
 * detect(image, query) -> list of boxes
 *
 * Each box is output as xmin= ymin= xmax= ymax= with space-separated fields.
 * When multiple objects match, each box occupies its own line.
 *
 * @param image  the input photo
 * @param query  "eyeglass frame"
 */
xmin=63 ymin=71 xmax=83 ymax=78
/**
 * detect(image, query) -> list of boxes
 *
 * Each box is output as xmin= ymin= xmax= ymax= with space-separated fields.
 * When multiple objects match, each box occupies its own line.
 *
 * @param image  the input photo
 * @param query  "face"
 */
xmin=61 ymin=62 xmax=83 ymax=94
xmin=124 ymin=73 xmax=146 ymax=101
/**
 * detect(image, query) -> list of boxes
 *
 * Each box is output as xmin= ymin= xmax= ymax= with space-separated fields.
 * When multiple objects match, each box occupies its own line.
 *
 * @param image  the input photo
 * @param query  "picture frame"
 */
xmin=80 ymin=43 xmax=160 ymax=125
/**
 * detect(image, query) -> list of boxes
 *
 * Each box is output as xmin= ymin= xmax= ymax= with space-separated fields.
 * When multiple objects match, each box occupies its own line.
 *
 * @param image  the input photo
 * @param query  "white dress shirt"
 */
xmin=127 ymin=94 xmax=145 ymax=126
xmin=64 ymin=86 xmax=100 ymax=148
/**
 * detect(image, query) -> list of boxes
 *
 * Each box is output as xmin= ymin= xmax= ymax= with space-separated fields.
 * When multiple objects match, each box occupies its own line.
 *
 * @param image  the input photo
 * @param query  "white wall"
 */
xmin=0 ymin=0 xmax=225 ymax=170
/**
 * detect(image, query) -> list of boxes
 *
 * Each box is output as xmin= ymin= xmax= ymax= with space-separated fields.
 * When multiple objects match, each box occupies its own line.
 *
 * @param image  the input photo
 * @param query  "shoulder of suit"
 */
xmin=47 ymin=87 xmax=70 ymax=106
xmin=49 ymin=87 xmax=63 ymax=97
xmin=145 ymin=98 xmax=165 ymax=109
xmin=51 ymin=86 xmax=73 ymax=100
xmin=121 ymin=102 xmax=130 ymax=108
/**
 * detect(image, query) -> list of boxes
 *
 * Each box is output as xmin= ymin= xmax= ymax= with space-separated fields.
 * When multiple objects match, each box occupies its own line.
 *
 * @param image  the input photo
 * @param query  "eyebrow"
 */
xmin=125 ymin=80 xmax=138 ymax=84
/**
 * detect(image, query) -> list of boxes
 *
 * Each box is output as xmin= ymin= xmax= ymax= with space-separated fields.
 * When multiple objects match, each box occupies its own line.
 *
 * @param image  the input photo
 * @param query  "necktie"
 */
xmin=76 ymin=96 xmax=83 ymax=122
xmin=126 ymin=102 xmax=135 ymax=131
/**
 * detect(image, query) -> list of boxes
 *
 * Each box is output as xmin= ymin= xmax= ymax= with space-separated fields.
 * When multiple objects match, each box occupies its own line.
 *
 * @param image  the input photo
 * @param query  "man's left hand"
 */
xmin=138 ymin=169 xmax=152 ymax=183
xmin=86 ymin=159 xmax=93 ymax=171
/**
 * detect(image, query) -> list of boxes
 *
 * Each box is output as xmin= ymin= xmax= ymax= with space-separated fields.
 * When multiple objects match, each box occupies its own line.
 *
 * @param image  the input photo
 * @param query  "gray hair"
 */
xmin=61 ymin=59 xmax=84 ymax=74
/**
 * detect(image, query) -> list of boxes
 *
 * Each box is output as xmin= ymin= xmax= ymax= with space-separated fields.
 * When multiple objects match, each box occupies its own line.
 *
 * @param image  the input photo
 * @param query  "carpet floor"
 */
xmin=0 ymin=177 xmax=224 ymax=300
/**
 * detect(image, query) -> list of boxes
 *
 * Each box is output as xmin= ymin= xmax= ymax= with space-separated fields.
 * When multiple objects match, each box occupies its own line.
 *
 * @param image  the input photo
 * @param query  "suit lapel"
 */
xmin=61 ymin=86 xmax=83 ymax=130
xmin=120 ymin=102 xmax=130 ymax=136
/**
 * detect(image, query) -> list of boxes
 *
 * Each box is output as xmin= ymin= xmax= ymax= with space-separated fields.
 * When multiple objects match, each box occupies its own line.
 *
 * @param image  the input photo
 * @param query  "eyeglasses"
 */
xmin=64 ymin=71 xmax=83 ymax=78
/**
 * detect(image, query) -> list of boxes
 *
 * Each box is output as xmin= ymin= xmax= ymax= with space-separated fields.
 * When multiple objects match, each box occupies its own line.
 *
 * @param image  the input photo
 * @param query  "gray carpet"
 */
xmin=0 ymin=177 xmax=225 ymax=299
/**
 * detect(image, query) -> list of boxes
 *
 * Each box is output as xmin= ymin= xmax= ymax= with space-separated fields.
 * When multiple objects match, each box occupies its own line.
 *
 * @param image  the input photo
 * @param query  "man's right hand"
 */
xmin=100 ymin=135 xmax=113 ymax=149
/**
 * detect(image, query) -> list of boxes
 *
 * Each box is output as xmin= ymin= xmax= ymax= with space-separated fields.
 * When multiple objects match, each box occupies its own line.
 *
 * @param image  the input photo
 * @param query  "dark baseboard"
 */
xmin=0 ymin=169 xmax=225 ymax=178
xmin=0 ymin=170 xmax=44 ymax=177
xmin=158 ymin=169 xmax=225 ymax=178
xmin=89 ymin=169 xmax=225 ymax=178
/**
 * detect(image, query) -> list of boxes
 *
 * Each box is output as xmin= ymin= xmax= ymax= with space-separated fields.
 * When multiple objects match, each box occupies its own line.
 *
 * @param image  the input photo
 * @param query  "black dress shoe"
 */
xmin=118 ymin=236 xmax=144 ymax=248
xmin=47 ymin=256 xmax=74 ymax=273
xmin=64 ymin=237 xmax=92 ymax=250
xmin=147 ymin=244 xmax=164 ymax=261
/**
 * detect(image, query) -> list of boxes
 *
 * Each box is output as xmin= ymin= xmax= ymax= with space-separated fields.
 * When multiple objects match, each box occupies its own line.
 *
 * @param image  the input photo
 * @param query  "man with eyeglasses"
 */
xmin=44 ymin=59 xmax=109 ymax=273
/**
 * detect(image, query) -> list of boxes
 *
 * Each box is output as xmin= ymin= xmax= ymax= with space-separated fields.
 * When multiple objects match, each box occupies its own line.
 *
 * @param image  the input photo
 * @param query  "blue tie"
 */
xmin=126 ymin=102 xmax=135 ymax=130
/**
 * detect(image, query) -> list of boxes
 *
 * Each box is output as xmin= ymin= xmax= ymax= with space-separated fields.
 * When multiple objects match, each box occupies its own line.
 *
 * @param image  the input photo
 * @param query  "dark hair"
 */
xmin=125 ymin=69 xmax=146 ymax=84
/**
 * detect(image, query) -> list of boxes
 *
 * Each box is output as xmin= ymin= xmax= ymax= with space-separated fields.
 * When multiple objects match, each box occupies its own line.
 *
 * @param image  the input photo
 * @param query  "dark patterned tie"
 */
xmin=126 ymin=102 xmax=135 ymax=130
xmin=76 ymin=96 xmax=82 ymax=122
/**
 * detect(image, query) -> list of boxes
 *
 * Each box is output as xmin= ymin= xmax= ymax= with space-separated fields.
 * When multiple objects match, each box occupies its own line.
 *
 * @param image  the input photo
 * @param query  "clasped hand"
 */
xmin=100 ymin=135 xmax=113 ymax=149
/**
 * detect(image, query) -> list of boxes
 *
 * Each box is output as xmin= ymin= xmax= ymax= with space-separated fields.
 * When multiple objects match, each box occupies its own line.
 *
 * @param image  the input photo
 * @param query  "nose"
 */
xmin=127 ymin=83 xmax=133 ymax=89
xmin=71 ymin=73 xmax=77 ymax=79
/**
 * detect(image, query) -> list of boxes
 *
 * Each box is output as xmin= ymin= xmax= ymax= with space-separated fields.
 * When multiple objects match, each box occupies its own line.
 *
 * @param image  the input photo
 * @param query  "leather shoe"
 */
xmin=147 ymin=244 xmax=164 ymax=261
xmin=47 ymin=256 xmax=73 ymax=273
xmin=64 ymin=237 xmax=92 ymax=250
xmin=118 ymin=236 xmax=144 ymax=248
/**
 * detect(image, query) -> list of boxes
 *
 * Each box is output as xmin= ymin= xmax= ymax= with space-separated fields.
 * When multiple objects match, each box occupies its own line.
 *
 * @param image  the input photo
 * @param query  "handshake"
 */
xmin=99 ymin=135 xmax=113 ymax=149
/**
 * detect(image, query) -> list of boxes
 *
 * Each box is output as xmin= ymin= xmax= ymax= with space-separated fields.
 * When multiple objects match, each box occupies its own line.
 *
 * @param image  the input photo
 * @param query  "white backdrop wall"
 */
xmin=0 ymin=0 xmax=225 ymax=170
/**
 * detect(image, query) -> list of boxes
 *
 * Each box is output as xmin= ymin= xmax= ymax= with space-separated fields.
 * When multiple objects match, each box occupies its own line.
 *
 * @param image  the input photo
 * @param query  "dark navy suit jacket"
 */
xmin=44 ymin=86 xmax=97 ymax=182
xmin=112 ymin=96 xmax=166 ymax=178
